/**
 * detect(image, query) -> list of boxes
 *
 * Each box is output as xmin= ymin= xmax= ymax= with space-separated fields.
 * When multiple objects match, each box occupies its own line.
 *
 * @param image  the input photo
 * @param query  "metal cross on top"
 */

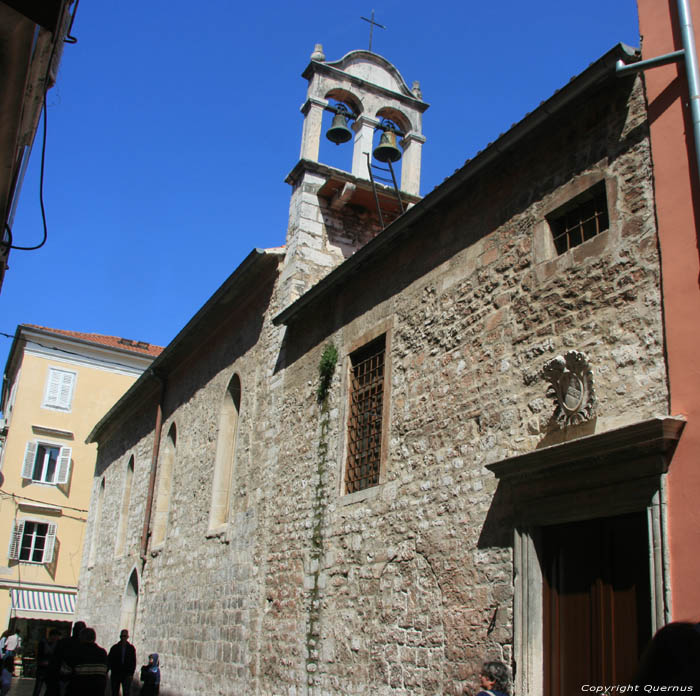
xmin=360 ymin=9 xmax=386 ymax=52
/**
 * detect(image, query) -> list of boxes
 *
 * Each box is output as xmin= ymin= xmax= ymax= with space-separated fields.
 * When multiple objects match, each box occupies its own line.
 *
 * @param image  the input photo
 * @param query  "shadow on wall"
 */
xmin=477 ymin=481 xmax=512 ymax=550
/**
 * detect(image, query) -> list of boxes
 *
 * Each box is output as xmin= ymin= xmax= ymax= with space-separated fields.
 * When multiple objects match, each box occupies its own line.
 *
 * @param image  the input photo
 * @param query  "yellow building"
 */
xmin=0 ymin=324 xmax=161 ymax=655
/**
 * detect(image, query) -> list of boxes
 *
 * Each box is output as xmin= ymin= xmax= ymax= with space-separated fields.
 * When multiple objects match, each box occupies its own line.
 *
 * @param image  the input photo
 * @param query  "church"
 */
xmin=76 ymin=5 xmax=700 ymax=692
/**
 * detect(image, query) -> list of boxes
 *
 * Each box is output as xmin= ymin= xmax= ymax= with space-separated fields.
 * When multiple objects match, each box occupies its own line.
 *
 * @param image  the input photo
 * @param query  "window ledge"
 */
xmin=339 ymin=484 xmax=382 ymax=506
xmin=31 ymin=425 xmax=74 ymax=440
xmin=18 ymin=501 xmax=62 ymax=515
xmin=205 ymin=525 xmax=230 ymax=543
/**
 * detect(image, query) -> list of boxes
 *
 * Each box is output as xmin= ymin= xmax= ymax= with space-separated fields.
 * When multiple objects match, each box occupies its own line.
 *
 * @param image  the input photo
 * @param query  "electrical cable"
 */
xmin=6 ymin=91 xmax=49 ymax=251
xmin=0 ymin=489 xmax=88 ymax=514
xmin=63 ymin=0 xmax=80 ymax=44
xmin=2 ymin=0 xmax=81 ymax=253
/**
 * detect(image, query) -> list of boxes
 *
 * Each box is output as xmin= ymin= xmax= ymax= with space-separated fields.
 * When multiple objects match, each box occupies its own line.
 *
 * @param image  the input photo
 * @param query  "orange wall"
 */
xmin=638 ymin=0 xmax=700 ymax=620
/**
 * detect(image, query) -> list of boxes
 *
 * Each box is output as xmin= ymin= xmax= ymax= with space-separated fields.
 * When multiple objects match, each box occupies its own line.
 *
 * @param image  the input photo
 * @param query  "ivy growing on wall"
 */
xmin=317 ymin=342 xmax=338 ymax=402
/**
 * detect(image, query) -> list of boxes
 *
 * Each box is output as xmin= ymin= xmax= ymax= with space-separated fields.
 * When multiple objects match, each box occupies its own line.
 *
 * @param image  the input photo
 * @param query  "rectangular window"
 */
xmin=22 ymin=441 xmax=72 ymax=485
xmin=345 ymin=335 xmax=385 ymax=494
xmin=8 ymin=520 xmax=57 ymax=564
xmin=548 ymin=181 xmax=609 ymax=255
xmin=42 ymin=368 xmax=76 ymax=411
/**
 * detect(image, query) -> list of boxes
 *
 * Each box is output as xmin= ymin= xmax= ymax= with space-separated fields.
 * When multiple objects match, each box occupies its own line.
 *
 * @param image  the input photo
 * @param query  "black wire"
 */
xmin=5 ymin=91 xmax=49 ymax=251
xmin=4 ymin=0 xmax=81 ymax=253
xmin=64 ymin=0 xmax=80 ymax=44
xmin=0 ymin=489 xmax=88 ymax=515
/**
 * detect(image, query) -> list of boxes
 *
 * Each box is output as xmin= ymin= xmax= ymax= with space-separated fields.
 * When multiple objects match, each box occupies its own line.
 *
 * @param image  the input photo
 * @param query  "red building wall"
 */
xmin=638 ymin=0 xmax=700 ymax=620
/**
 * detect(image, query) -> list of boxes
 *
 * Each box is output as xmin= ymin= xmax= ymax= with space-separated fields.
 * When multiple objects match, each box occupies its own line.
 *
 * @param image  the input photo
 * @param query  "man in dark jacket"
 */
xmin=50 ymin=620 xmax=85 ymax=696
xmin=107 ymin=630 xmax=136 ymax=696
xmin=66 ymin=628 xmax=107 ymax=696
xmin=32 ymin=628 xmax=60 ymax=696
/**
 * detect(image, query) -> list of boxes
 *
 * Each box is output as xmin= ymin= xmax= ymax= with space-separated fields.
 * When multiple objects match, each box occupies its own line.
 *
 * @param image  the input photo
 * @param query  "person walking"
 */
xmin=32 ymin=628 xmax=61 ymax=696
xmin=66 ymin=628 xmax=107 ymax=696
xmin=139 ymin=654 xmax=160 ymax=696
xmin=107 ymin=630 xmax=136 ymax=696
xmin=0 ymin=655 xmax=14 ymax=696
xmin=50 ymin=621 xmax=85 ymax=696
xmin=2 ymin=630 xmax=21 ymax=659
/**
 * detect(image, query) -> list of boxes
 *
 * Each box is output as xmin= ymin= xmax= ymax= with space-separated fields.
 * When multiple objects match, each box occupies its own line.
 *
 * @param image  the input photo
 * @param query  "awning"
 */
xmin=10 ymin=589 xmax=76 ymax=620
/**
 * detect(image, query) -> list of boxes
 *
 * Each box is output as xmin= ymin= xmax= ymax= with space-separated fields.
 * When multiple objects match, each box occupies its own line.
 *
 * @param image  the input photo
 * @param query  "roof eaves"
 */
xmin=86 ymin=247 xmax=284 ymax=444
xmin=273 ymin=43 xmax=640 ymax=327
xmin=20 ymin=325 xmax=162 ymax=359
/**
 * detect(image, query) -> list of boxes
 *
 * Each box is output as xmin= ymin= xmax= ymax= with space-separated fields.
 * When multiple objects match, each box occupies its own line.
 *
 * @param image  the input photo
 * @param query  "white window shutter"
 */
xmin=44 ymin=369 xmax=76 ymax=410
xmin=22 ymin=442 xmax=37 ymax=479
xmin=8 ymin=520 xmax=24 ymax=560
xmin=43 ymin=524 xmax=57 ymax=563
xmin=58 ymin=372 xmax=75 ymax=409
xmin=56 ymin=447 xmax=72 ymax=484
xmin=44 ymin=370 xmax=61 ymax=407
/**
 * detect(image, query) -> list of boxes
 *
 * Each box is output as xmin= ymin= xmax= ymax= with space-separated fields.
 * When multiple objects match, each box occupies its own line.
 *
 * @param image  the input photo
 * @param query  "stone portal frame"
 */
xmin=338 ymin=317 xmax=394 ymax=504
xmin=487 ymin=417 xmax=684 ymax=696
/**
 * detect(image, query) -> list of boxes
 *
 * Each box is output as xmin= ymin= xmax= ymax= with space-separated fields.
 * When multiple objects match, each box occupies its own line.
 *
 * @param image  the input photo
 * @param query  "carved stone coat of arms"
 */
xmin=542 ymin=350 xmax=596 ymax=427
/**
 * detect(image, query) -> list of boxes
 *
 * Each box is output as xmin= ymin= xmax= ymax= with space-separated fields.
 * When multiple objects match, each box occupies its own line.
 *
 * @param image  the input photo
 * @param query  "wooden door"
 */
xmin=542 ymin=511 xmax=652 ymax=694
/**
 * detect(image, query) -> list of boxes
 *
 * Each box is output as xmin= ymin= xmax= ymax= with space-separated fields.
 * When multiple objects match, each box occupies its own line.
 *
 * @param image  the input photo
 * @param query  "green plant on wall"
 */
xmin=317 ymin=342 xmax=338 ymax=402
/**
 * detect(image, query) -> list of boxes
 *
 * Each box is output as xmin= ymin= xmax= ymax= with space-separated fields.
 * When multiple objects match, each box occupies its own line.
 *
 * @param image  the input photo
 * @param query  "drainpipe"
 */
xmin=677 ymin=0 xmax=700 ymax=180
xmin=140 ymin=369 xmax=165 ymax=562
xmin=615 ymin=1 xmax=700 ymax=181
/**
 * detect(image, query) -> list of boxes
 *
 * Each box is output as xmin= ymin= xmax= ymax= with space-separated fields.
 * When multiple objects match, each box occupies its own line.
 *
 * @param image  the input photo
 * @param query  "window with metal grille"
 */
xmin=548 ymin=182 xmax=609 ymax=255
xmin=346 ymin=336 xmax=385 ymax=494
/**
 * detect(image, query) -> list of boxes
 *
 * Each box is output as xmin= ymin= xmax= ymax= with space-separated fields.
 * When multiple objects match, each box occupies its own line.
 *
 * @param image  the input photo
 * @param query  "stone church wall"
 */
xmin=78 ymin=72 xmax=667 ymax=696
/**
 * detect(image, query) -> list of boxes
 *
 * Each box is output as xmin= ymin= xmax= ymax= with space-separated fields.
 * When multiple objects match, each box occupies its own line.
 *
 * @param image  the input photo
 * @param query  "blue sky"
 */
xmin=1 ymin=0 xmax=640 ymax=376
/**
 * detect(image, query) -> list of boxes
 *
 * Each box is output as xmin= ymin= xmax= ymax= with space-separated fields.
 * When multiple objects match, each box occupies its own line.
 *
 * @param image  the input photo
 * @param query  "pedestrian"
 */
xmin=634 ymin=621 xmax=700 ymax=691
xmin=0 ymin=654 xmax=14 ymax=696
xmin=0 ymin=632 xmax=8 ymax=659
xmin=50 ymin=621 xmax=85 ymax=696
xmin=471 ymin=660 xmax=510 ymax=696
xmin=139 ymin=654 xmax=160 ymax=696
xmin=2 ymin=630 xmax=21 ymax=659
xmin=66 ymin=628 xmax=108 ymax=696
xmin=33 ymin=629 xmax=61 ymax=696
xmin=107 ymin=630 xmax=136 ymax=696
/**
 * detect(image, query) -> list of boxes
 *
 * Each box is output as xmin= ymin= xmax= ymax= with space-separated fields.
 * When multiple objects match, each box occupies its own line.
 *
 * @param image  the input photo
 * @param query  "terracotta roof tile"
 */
xmin=23 ymin=324 xmax=164 ymax=357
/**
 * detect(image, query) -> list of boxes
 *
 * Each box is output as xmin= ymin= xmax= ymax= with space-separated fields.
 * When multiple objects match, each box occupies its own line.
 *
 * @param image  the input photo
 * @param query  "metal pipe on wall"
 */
xmin=140 ymin=371 xmax=164 ymax=562
xmin=677 ymin=0 xmax=700 ymax=180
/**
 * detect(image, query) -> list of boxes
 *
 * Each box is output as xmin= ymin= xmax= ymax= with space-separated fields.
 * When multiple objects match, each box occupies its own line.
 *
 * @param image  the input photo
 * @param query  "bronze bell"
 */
xmin=326 ymin=111 xmax=353 ymax=145
xmin=373 ymin=128 xmax=402 ymax=162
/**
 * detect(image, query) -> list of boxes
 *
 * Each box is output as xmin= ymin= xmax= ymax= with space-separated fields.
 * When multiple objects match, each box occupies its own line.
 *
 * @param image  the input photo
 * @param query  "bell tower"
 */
xmin=279 ymin=43 xmax=429 ymax=307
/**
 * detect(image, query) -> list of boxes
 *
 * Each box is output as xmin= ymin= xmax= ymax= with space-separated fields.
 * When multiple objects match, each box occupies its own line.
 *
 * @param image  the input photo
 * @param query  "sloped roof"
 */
xmin=23 ymin=324 xmax=164 ymax=357
xmin=273 ymin=43 xmax=641 ymax=327
xmin=86 ymin=247 xmax=284 ymax=444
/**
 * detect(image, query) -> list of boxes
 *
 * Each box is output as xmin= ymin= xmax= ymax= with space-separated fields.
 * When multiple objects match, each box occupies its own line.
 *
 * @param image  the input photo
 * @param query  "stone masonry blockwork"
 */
xmin=77 ymin=70 xmax=668 ymax=696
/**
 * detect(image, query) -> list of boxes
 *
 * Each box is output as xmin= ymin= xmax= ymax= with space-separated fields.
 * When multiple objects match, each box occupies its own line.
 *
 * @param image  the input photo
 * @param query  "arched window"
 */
xmin=152 ymin=424 xmax=176 ymax=546
xmin=120 ymin=569 xmax=139 ymax=637
xmin=88 ymin=478 xmax=105 ymax=567
xmin=115 ymin=456 xmax=134 ymax=556
xmin=208 ymin=374 xmax=241 ymax=531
